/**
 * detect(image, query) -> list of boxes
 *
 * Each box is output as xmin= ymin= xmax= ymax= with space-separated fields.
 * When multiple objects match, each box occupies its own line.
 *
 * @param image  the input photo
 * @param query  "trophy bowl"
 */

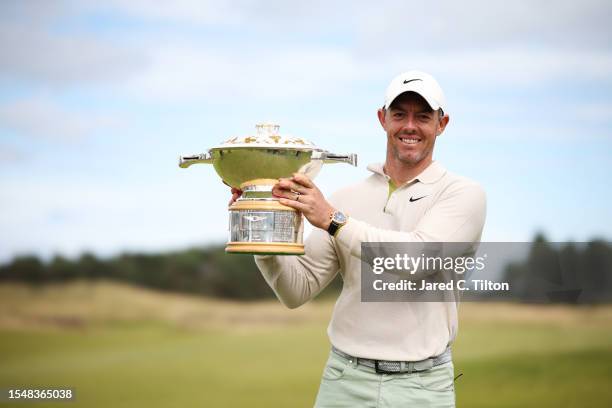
xmin=179 ymin=123 xmax=357 ymax=255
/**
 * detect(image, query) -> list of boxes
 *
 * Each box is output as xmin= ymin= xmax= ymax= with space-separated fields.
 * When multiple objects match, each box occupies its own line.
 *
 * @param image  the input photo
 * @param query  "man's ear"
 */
xmin=377 ymin=108 xmax=387 ymax=130
xmin=437 ymin=115 xmax=450 ymax=136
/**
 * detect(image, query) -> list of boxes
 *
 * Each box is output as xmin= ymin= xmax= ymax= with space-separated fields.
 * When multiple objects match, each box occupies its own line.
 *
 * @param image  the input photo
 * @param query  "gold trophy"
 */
xmin=179 ymin=123 xmax=357 ymax=255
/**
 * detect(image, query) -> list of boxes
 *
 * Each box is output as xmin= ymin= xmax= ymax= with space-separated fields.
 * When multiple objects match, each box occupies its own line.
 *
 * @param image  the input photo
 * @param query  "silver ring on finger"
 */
xmin=294 ymin=191 xmax=301 ymax=201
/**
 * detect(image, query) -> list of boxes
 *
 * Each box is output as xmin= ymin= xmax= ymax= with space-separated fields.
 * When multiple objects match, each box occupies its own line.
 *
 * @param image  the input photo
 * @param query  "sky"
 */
xmin=0 ymin=0 xmax=611 ymax=262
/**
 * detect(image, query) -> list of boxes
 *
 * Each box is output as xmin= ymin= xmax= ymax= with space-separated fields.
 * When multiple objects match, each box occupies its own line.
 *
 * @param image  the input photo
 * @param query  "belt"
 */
xmin=331 ymin=346 xmax=452 ymax=374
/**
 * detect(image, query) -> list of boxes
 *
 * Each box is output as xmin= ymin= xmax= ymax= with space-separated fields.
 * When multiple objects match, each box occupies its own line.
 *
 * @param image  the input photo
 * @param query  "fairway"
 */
xmin=1 ymin=282 xmax=611 ymax=407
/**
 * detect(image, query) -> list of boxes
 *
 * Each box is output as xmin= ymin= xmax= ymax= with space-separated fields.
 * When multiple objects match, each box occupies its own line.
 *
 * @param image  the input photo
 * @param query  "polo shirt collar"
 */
xmin=367 ymin=161 xmax=446 ymax=185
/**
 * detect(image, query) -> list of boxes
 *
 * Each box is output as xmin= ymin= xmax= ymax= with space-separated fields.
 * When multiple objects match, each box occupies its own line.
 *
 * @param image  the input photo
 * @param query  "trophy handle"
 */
xmin=311 ymin=151 xmax=358 ymax=167
xmin=179 ymin=152 xmax=213 ymax=168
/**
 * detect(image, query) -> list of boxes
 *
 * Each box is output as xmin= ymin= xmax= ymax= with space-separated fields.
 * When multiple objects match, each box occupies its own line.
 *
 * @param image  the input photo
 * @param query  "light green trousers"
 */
xmin=314 ymin=350 xmax=456 ymax=408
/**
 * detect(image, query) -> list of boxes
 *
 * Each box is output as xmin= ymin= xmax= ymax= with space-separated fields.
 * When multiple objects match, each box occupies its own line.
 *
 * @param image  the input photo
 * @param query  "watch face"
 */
xmin=334 ymin=211 xmax=347 ymax=223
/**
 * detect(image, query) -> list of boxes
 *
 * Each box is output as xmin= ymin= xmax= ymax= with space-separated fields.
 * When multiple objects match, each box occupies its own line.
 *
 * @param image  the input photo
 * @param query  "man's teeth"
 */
xmin=400 ymin=137 xmax=420 ymax=144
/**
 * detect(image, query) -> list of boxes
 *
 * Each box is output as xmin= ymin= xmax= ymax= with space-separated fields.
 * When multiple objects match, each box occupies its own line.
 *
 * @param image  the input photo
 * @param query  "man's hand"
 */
xmin=228 ymin=187 xmax=242 ymax=206
xmin=272 ymin=173 xmax=335 ymax=230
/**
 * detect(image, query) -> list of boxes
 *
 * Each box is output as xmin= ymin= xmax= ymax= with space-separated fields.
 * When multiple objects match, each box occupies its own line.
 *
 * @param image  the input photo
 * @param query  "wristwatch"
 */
xmin=327 ymin=210 xmax=348 ymax=237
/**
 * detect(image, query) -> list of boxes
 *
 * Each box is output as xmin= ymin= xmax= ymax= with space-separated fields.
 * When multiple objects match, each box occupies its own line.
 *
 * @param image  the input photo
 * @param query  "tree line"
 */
xmin=501 ymin=234 xmax=612 ymax=304
xmin=0 ymin=245 xmax=343 ymax=300
xmin=0 ymin=234 xmax=610 ymax=303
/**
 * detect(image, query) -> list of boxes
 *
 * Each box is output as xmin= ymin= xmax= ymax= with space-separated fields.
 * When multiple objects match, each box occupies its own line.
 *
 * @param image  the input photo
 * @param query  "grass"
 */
xmin=1 ymin=323 xmax=328 ymax=407
xmin=0 ymin=281 xmax=611 ymax=407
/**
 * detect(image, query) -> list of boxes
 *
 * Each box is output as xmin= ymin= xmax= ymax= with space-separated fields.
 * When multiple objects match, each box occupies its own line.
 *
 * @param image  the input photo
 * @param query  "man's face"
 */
xmin=378 ymin=92 xmax=449 ymax=167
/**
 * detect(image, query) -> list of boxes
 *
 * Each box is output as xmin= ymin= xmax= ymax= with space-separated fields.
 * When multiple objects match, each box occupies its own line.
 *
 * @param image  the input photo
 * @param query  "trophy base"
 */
xmin=227 ymin=199 xmax=304 ymax=255
xmin=225 ymin=242 xmax=305 ymax=255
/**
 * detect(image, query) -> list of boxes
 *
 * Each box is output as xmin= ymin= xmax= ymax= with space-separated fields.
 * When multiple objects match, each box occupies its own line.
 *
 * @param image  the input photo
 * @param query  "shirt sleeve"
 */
xmin=334 ymin=180 xmax=487 ymax=259
xmin=254 ymin=227 xmax=340 ymax=309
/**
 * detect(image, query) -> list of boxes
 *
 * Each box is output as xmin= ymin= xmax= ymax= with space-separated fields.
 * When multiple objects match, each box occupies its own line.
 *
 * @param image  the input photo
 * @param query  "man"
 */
xmin=231 ymin=71 xmax=486 ymax=407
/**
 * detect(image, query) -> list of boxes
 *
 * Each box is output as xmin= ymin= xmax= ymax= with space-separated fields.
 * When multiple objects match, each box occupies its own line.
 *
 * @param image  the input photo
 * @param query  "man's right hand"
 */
xmin=229 ymin=187 xmax=243 ymax=206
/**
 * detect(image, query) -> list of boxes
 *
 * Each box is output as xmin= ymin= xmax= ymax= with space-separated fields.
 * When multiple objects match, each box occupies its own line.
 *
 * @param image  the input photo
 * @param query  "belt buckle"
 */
xmin=413 ymin=359 xmax=434 ymax=371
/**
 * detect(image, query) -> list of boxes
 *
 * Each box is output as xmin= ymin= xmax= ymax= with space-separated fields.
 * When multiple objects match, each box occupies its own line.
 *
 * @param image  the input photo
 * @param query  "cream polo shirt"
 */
xmin=254 ymin=161 xmax=487 ymax=361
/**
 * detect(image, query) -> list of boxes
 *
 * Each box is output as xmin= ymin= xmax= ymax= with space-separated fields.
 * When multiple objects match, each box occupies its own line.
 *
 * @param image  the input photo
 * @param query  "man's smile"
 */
xmin=398 ymin=136 xmax=422 ymax=145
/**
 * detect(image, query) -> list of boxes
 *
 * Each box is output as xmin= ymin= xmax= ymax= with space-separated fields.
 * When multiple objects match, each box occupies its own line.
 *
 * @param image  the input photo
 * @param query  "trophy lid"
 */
xmin=211 ymin=123 xmax=318 ymax=150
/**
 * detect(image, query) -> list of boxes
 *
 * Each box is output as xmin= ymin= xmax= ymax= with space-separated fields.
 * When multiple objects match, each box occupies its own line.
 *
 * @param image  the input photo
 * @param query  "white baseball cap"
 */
xmin=384 ymin=70 xmax=446 ymax=112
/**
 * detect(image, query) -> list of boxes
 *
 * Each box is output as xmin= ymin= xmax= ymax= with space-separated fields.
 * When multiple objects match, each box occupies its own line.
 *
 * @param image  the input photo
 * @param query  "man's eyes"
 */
xmin=392 ymin=113 xmax=432 ymax=120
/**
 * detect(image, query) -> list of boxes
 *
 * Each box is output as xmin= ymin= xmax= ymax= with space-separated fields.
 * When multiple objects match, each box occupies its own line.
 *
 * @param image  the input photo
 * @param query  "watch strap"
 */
xmin=327 ymin=220 xmax=341 ymax=237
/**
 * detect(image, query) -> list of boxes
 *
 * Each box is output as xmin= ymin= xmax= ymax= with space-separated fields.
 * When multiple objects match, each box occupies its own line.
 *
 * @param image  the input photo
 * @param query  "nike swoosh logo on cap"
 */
xmin=403 ymin=79 xmax=422 ymax=84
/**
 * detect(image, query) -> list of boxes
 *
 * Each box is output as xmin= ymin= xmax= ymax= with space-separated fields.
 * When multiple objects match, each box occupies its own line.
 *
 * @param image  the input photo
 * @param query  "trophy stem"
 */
xmin=238 ymin=178 xmax=277 ymax=200
xmin=239 ymin=178 xmax=278 ymax=190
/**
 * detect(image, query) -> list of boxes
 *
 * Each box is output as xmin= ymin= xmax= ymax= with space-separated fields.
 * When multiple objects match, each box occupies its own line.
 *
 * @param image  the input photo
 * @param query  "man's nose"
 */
xmin=401 ymin=114 xmax=417 ymax=132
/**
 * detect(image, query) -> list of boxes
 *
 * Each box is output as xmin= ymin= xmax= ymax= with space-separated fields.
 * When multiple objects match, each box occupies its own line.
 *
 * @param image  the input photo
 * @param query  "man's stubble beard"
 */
xmin=389 ymin=139 xmax=433 ymax=168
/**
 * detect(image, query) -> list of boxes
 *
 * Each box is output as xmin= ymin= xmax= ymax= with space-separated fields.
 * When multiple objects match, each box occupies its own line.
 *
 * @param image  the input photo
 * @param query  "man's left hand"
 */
xmin=272 ymin=173 xmax=335 ymax=231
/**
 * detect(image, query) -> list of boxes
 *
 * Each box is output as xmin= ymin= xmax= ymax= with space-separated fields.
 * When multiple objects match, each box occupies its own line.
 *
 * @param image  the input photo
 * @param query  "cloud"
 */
xmin=575 ymin=102 xmax=612 ymax=123
xmin=0 ymin=97 xmax=124 ymax=141
xmin=128 ymin=44 xmax=363 ymax=102
xmin=84 ymin=0 xmax=612 ymax=50
xmin=82 ymin=0 xmax=337 ymax=28
xmin=0 ymin=22 xmax=146 ymax=85
xmin=126 ymin=43 xmax=612 ymax=105
xmin=384 ymin=48 xmax=612 ymax=86
xmin=95 ymin=0 xmax=247 ymax=25
xmin=351 ymin=0 xmax=612 ymax=51
xmin=1 ymin=0 xmax=610 ymax=102
xmin=0 ymin=176 xmax=229 ymax=262
xmin=0 ymin=0 xmax=68 ymax=24
xmin=0 ymin=144 xmax=23 ymax=163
